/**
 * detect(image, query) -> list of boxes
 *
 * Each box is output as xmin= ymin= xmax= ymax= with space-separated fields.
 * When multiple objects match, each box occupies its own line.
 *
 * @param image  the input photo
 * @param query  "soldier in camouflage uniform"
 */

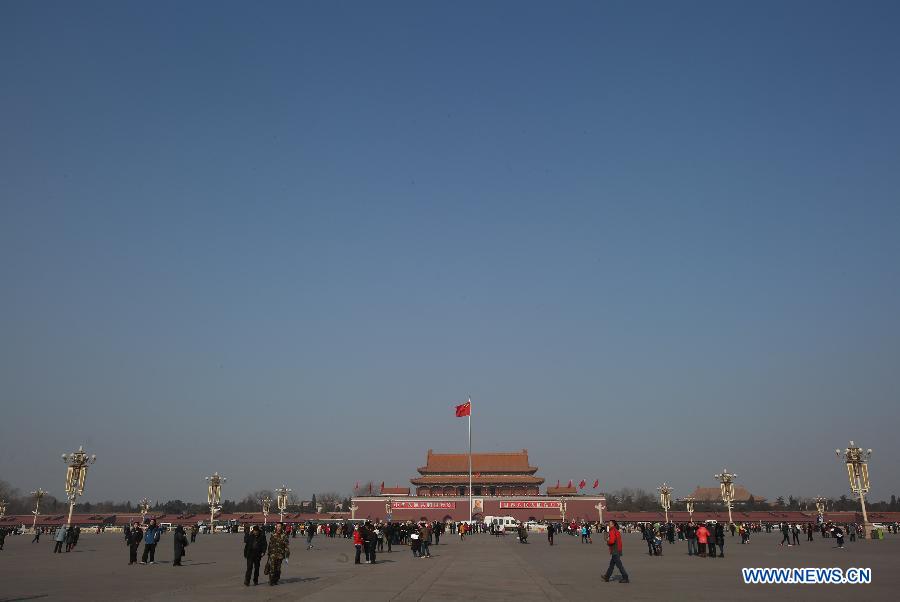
xmin=267 ymin=523 xmax=290 ymax=585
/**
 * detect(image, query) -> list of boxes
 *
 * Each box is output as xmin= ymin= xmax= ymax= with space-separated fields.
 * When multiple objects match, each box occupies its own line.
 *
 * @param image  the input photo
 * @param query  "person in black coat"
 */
xmin=127 ymin=522 xmax=143 ymax=565
xmin=715 ymin=522 xmax=725 ymax=558
xmin=173 ymin=526 xmax=189 ymax=566
xmin=243 ymin=525 xmax=267 ymax=586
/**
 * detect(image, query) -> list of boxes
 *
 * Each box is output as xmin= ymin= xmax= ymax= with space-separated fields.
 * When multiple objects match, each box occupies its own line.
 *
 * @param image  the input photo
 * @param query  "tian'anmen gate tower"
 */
xmin=353 ymin=449 xmax=606 ymax=522
xmin=411 ymin=449 xmax=542 ymax=497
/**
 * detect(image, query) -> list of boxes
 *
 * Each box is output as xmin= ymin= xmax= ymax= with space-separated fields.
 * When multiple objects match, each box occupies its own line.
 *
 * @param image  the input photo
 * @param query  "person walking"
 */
xmin=642 ymin=524 xmax=655 ymax=556
xmin=807 ymin=523 xmax=814 ymax=542
xmin=127 ymin=522 xmax=143 ymax=565
xmin=141 ymin=519 xmax=162 ymax=564
xmin=601 ymin=520 xmax=630 ymax=584
xmin=244 ymin=525 xmax=267 ymax=585
xmin=173 ymin=525 xmax=188 ymax=566
xmin=384 ymin=522 xmax=394 ymax=553
xmin=305 ymin=520 xmax=315 ymax=550
xmin=32 ymin=528 xmax=41 ymax=543
xmin=779 ymin=522 xmax=792 ymax=546
xmin=267 ymin=523 xmax=290 ymax=586
xmin=547 ymin=522 xmax=555 ymax=546
xmin=53 ymin=525 xmax=66 ymax=553
xmin=64 ymin=525 xmax=76 ymax=552
xmin=420 ymin=522 xmax=432 ymax=557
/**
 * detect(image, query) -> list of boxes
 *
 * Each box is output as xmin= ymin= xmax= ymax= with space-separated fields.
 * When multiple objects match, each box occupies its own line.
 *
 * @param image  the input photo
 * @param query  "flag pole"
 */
xmin=468 ymin=395 xmax=473 ymax=523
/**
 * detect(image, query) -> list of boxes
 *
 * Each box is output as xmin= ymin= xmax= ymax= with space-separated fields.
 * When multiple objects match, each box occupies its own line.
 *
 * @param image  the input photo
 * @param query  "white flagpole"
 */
xmin=468 ymin=396 xmax=473 ymax=523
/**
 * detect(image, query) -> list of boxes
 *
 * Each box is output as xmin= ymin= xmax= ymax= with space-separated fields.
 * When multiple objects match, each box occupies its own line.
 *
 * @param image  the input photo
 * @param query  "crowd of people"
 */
xmin=2 ymin=514 xmax=892 ymax=590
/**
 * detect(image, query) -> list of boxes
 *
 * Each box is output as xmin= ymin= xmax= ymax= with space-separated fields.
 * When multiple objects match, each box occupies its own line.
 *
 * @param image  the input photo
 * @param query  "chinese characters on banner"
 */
xmin=391 ymin=501 xmax=456 ymax=510
xmin=499 ymin=501 xmax=562 ymax=510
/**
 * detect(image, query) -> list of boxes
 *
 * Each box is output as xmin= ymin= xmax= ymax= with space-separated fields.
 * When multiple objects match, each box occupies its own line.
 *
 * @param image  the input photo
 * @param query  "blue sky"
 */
xmin=1 ymin=0 xmax=898 ymax=504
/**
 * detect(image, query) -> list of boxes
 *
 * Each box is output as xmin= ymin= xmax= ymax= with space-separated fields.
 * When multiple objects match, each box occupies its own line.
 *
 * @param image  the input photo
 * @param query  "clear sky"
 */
xmin=1 ymin=0 xmax=898 ymax=505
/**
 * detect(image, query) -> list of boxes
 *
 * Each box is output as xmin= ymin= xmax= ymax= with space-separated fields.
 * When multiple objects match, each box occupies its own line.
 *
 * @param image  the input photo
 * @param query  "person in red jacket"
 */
xmin=601 ymin=520 xmax=630 ymax=584
xmin=353 ymin=525 xmax=365 ymax=564
xmin=696 ymin=523 xmax=710 ymax=557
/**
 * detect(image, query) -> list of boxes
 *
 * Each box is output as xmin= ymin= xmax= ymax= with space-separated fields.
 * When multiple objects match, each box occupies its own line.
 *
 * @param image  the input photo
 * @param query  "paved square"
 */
xmin=0 ymin=530 xmax=897 ymax=600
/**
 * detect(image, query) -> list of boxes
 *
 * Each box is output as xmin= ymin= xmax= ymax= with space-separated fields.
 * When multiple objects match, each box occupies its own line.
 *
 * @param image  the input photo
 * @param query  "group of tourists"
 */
xmin=10 ymin=513 xmax=891 ymax=594
xmin=52 ymin=524 xmax=81 ymax=553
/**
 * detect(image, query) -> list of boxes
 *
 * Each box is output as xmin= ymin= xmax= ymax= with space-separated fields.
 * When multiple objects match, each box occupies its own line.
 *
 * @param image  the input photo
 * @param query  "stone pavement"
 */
xmin=0 ymin=530 xmax=898 ymax=600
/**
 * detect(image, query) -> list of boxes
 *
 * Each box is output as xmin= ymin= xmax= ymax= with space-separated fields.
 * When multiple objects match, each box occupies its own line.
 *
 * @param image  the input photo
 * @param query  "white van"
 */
xmin=485 ymin=516 xmax=519 ymax=530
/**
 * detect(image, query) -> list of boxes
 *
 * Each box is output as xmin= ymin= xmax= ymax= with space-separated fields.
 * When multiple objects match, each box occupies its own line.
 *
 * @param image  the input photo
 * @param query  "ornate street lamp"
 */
xmin=679 ymin=497 xmax=696 ymax=523
xmin=205 ymin=472 xmax=226 ymax=533
xmin=275 ymin=485 xmax=292 ymax=523
xmin=837 ymin=441 xmax=873 ymax=538
xmin=62 ymin=446 xmax=96 ymax=526
xmin=138 ymin=498 xmax=153 ymax=524
xmin=814 ymin=496 xmax=827 ymax=522
xmin=0 ymin=499 xmax=6 ymax=519
xmin=714 ymin=468 xmax=737 ymax=526
xmin=657 ymin=483 xmax=674 ymax=524
xmin=260 ymin=496 xmax=272 ymax=526
xmin=31 ymin=488 xmax=47 ymax=532
xmin=594 ymin=501 xmax=605 ymax=524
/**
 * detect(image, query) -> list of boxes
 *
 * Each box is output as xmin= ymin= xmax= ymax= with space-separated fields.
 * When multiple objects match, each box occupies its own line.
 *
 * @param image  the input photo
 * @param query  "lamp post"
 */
xmin=30 ymin=489 xmax=47 ymax=532
xmin=205 ymin=472 xmax=226 ymax=533
xmin=138 ymin=498 xmax=153 ymax=524
xmin=837 ymin=441 xmax=873 ymax=539
xmin=814 ymin=496 xmax=827 ymax=524
xmin=561 ymin=498 xmax=567 ymax=523
xmin=594 ymin=501 xmax=604 ymax=524
xmin=680 ymin=497 xmax=696 ymax=523
xmin=714 ymin=469 xmax=737 ymax=526
xmin=658 ymin=483 xmax=674 ymax=524
xmin=350 ymin=504 xmax=358 ymax=520
xmin=62 ymin=446 xmax=96 ymax=526
xmin=260 ymin=496 xmax=272 ymax=526
xmin=275 ymin=485 xmax=292 ymax=524
xmin=0 ymin=499 xmax=6 ymax=519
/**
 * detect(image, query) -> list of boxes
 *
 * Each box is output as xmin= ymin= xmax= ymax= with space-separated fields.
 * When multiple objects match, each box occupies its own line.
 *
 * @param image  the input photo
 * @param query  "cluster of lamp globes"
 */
xmin=28 ymin=441 xmax=876 ymax=537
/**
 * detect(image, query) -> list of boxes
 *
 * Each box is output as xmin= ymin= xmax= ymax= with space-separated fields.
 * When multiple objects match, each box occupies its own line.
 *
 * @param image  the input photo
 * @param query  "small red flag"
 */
xmin=355 ymin=481 xmax=360 ymax=490
xmin=579 ymin=479 xmax=586 ymax=489
xmin=567 ymin=480 xmax=573 ymax=488
xmin=380 ymin=481 xmax=385 ymax=492
xmin=593 ymin=479 xmax=599 ymax=489
xmin=556 ymin=479 xmax=560 ymax=488
xmin=455 ymin=400 xmax=471 ymax=417
xmin=368 ymin=483 xmax=373 ymax=494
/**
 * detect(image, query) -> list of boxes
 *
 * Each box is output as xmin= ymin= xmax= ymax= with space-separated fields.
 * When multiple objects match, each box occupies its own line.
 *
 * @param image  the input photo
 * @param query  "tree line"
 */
xmin=3 ymin=479 xmax=898 ymax=515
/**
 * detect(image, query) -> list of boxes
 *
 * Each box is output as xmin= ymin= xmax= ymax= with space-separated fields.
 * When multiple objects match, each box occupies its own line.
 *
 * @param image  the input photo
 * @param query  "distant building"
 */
xmin=690 ymin=485 xmax=766 ymax=506
xmin=353 ymin=449 xmax=604 ymax=522
xmin=411 ymin=449 xmax=543 ymax=497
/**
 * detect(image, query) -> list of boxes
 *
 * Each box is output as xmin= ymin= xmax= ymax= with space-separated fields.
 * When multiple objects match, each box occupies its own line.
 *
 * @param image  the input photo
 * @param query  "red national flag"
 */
xmin=455 ymin=400 xmax=471 ymax=417
xmin=556 ymin=479 xmax=560 ymax=488
xmin=355 ymin=481 xmax=359 ymax=490
xmin=579 ymin=479 xmax=586 ymax=489
xmin=368 ymin=483 xmax=373 ymax=494
xmin=567 ymin=480 xmax=573 ymax=488
xmin=593 ymin=479 xmax=599 ymax=489
xmin=380 ymin=481 xmax=385 ymax=492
